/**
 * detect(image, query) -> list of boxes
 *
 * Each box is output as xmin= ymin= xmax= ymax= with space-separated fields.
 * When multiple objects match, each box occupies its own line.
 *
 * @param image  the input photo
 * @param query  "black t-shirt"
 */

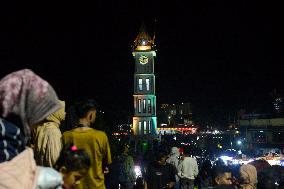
xmin=146 ymin=162 xmax=176 ymax=189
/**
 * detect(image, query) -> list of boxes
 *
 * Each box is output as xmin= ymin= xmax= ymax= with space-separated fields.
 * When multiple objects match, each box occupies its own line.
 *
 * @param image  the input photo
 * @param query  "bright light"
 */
xmin=134 ymin=165 xmax=142 ymax=178
xmin=267 ymin=160 xmax=281 ymax=166
xmin=240 ymin=159 xmax=254 ymax=164
xmin=220 ymin=155 xmax=233 ymax=162
xmin=213 ymin=130 xmax=219 ymax=135
xmin=232 ymin=159 xmax=240 ymax=165
xmin=237 ymin=140 xmax=242 ymax=145
xmin=136 ymin=45 xmax=151 ymax=50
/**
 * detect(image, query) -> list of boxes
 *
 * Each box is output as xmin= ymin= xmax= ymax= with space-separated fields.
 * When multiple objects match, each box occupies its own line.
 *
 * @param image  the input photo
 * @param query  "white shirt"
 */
xmin=178 ymin=156 xmax=199 ymax=180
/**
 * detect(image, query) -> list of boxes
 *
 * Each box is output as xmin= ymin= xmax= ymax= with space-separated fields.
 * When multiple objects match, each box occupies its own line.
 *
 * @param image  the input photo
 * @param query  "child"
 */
xmin=55 ymin=145 xmax=91 ymax=189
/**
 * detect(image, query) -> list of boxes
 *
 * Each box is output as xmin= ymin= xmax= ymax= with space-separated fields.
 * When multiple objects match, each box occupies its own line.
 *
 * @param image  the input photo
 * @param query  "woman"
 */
xmin=239 ymin=164 xmax=257 ymax=189
xmin=0 ymin=69 xmax=63 ymax=189
xmin=33 ymin=100 xmax=66 ymax=167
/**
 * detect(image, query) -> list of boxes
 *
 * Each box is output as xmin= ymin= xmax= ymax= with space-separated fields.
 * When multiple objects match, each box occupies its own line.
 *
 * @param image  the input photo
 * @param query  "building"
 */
xmin=273 ymin=97 xmax=284 ymax=114
xmin=157 ymin=103 xmax=195 ymax=134
xmin=271 ymin=89 xmax=284 ymax=114
xmin=157 ymin=125 xmax=198 ymax=135
xmin=239 ymin=114 xmax=284 ymax=151
xmin=132 ymin=24 xmax=157 ymax=136
xmin=159 ymin=102 xmax=193 ymax=125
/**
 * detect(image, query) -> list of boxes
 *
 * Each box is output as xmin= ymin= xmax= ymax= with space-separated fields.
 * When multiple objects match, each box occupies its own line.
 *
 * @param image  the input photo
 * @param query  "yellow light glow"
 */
xmin=136 ymin=45 xmax=151 ymax=51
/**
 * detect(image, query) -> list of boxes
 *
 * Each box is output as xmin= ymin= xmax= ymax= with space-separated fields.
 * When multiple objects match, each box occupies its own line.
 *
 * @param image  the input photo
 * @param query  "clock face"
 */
xmin=139 ymin=55 xmax=148 ymax=64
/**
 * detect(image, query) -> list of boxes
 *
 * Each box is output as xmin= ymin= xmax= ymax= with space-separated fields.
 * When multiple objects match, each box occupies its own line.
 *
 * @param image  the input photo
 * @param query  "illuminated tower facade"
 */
xmin=132 ymin=25 xmax=157 ymax=136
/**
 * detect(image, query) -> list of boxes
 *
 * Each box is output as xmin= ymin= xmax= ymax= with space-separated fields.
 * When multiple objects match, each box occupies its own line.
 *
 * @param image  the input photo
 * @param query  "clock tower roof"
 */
xmin=133 ymin=23 xmax=155 ymax=51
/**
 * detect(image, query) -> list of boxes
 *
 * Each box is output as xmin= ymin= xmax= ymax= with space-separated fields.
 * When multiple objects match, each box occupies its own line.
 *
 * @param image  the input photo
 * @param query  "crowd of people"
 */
xmin=132 ymin=145 xmax=284 ymax=189
xmin=0 ymin=69 xmax=284 ymax=189
xmin=0 ymin=69 xmax=111 ymax=189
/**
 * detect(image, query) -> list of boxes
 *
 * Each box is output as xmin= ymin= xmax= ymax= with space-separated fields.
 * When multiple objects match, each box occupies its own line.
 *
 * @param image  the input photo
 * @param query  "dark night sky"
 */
xmin=1 ymin=1 xmax=284 ymax=126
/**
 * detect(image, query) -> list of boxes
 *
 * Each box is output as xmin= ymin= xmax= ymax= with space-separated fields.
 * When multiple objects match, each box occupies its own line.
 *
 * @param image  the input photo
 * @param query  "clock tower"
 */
xmin=132 ymin=25 xmax=157 ymax=136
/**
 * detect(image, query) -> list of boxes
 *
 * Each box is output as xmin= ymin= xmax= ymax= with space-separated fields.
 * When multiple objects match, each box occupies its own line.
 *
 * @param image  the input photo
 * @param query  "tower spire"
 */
xmin=133 ymin=23 xmax=154 ymax=51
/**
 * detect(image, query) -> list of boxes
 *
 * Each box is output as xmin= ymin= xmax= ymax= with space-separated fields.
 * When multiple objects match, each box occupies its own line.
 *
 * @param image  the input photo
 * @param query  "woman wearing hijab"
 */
xmin=166 ymin=147 xmax=181 ymax=189
xmin=0 ymin=69 xmax=63 ymax=189
xmin=33 ymin=100 xmax=65 ymax=167
xmin=239 ymin=164 xmax=257 ymax=189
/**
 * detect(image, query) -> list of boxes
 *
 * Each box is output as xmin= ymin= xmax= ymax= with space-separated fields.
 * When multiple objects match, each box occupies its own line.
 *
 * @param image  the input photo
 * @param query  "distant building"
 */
xmin=273 ymin=97 xmax=284 ymax=114
xmin=239 ymin=113 xmax=284 ymax=149
xmin=159 ymin=102 xmax=193 ymax=125
xmin=157 ymin=103 xmax=195 ymax=134
xmin=271 ymin=89 xmax=284 ymax=114
xmin=157 ymin=125 xmax=198 ymax=135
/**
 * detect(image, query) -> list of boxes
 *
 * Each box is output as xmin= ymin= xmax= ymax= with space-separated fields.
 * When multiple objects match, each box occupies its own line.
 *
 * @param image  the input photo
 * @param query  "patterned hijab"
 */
xmin=0 ymin=69 xmax=61 ymax=138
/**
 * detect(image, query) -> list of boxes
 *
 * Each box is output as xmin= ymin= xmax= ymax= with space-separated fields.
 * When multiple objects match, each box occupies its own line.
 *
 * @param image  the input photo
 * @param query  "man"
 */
xmin=177 ymin=147 xmax=199 ymax=189
xmin=212 ymin=165 xmax=235 ymax=189
xmin=145 ymin=150 xmax=176 ymax=189
xmin=62 ymin=99 xmax=112 ymax=189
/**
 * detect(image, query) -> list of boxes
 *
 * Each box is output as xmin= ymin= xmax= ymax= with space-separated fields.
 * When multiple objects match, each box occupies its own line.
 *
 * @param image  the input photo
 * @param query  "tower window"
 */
xmin=146 ymin=79 xmax=150 ymax=91
xmin=143 ymin=121 xmax=147 ymax=134
xmin=148 ymin=120 xmax=151 ymax=133
xmin=139 ymin=121 xmax=142 ymax=135
xmin=148 ymin=99 xmax=151 ymax=113
xmin=143 ymin=99 xmax=146 ymax=113
xmin=138 ymin=79 xmax=143 ymax=91
xmin=138 ymin=99 xmax=141 ymax=113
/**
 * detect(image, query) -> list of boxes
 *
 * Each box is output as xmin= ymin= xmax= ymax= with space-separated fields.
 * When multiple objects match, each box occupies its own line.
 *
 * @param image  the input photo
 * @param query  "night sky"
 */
xmin=1 ymin=1 xmax=283 ymax=127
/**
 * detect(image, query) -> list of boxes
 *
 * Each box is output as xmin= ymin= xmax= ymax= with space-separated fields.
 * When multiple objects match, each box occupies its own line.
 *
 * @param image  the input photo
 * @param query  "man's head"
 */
xmin=75 ymin=99 xmax=98 ymax=126
xmin=212 ymin=165 xmax=233 ymax=185
xmin=182 ymin=146 xmax=191 ymax=157
xmin=155 ymin=150 xmax=168 ymax=165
